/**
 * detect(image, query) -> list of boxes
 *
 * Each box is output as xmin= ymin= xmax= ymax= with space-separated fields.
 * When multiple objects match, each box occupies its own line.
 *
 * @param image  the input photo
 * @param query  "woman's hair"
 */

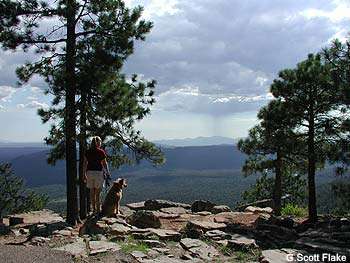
xmin=91 ymin=136 xmax=102 ymax=150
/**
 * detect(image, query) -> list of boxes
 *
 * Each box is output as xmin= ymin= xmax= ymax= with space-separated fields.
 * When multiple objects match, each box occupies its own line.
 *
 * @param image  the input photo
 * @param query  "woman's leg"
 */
xmin=90 ymin=188 xmax=96 ymax=212
xmin=95 ymin=188 xmax=102 ymax=213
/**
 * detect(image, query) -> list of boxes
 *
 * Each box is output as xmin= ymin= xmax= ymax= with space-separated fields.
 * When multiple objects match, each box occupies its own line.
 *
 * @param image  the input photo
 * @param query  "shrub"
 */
xmin=281 ymin=204 xmax=307 ymax=217
xmin=0 ymin=163 xmax=48 ymax=218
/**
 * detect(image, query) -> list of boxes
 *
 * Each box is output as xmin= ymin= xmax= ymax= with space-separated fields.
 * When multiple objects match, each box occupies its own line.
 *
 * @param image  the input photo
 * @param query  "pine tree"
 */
xmin=238 ymin=99 xmax=300 ymax=215
xmin=0 ymin=0 xmax=156 ymax=224
xmin=270 ymin=53 xmax=344 ymax=222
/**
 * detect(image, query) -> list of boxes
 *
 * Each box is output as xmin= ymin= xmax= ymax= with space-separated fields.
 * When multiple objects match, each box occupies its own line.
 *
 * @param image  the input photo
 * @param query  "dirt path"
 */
xmin=0 ymin=245 xmax=73 ymax=263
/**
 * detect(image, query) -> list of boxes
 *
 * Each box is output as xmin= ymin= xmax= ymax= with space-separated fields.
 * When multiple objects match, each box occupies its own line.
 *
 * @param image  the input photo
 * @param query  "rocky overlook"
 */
xmin=0 ymin=200 xmax=349 ymax=263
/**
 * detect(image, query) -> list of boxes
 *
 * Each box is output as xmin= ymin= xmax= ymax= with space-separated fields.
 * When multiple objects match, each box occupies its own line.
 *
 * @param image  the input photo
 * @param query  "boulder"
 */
xmin=119 ymin=206 xmax=135 ymax=217
xmin=236 ymin=199 xmax=274 ymax=212
xmin=144 ymin=200 xmax=191 ymax=210
xmin=8 ymin=210 xmax=64 ymax=226
xmin=245 ymin=206 xmax=273 ymax=214
xmin=142 ymin=240 xmax=167 ymax=248
xmin=180 ymin=238 xmax=220 ymax=261
xmin=88 ymin=240 xmax=121 ymax=255
xmin=191 ymin=200 xmax=216 ymax=213
xmin=127 ymin=211 xmax=161 ymax=229
xmin=149 ymin=228 xmax=181 ymax=242
xmin=152 ymin=211 xmax=180 ymax=219
xmin=227 ymin=234 xmax=258 ymax=251
xmin=205 ymin=229 xmax=231 ymax=240
xmin=211 ymin=205 xmax=231 ymax=214
xmin=110 ymin=223 xmax=132 ymax=235
xmin=126 ymin=201 xmax=146 ymax=210
xmin=260 ymin=248 xmax=301 ymax=263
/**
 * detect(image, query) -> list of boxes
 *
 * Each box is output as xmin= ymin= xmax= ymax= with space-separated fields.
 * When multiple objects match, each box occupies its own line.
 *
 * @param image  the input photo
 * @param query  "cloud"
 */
xmin=17 ymin=100 xmax=49 ymax=109
xmin=0 ymin=86 xmax=16 ymax=102
xmin=154 ymin=86 xmax=272 ymax=115
xmin=122 ymin=0 xmax=348 ymax=115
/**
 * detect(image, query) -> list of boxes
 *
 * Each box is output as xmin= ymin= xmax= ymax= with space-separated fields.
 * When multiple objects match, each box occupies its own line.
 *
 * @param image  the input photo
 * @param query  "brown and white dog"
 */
xmin=101 ymin=178 xmax=127 ymax=217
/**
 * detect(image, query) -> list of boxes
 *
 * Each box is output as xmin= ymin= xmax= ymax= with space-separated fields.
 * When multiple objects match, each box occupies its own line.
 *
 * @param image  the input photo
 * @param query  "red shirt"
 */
xmin=85 ymin=147 xmax=107 ymax=171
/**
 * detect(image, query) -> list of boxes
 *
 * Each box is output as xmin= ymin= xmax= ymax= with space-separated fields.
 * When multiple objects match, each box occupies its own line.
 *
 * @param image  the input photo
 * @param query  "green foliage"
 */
xmin=281 ymin=204 xmax=307 ymax=218
xmin=240 ymin=172 xmax=307 ymax=205
xmin=331 ymin=180 xmax=350 ymax=216
xmin=116 ymin=236 xmax=149 ymax=254
xmin=0 ymin=163 xmax=48 ymax=218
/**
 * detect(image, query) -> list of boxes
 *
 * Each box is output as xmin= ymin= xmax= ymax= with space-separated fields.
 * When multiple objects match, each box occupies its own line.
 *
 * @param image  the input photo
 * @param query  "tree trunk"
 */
xmin=273 ymin=151 xmax=283 ymax=216
xmin=308 ymin=101 xmax=317 ymax=223
xmin=79 ymin=90 xmax=87 ymax=219
xmin=65 ymin=0 xmax=78 ymax=225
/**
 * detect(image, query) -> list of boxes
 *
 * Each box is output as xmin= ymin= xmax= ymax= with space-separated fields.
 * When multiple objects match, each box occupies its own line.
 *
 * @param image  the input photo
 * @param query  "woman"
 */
xmin=84 ymin=136 xmax=111 ymax=213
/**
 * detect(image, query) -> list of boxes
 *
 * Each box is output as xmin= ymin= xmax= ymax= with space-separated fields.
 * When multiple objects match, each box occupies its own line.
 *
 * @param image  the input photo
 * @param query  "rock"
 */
xmin=191 ymin=200 xmax=216 ymax=213
xmin=102 ymin=217 xmax=119 ymax=225
xmin=93 ymin=221 xmax=109 ymax=234
xmin=88 ymin=240 xmax=121 ymax=255
xmin=142 ymin=240 xmax=167 ymax=248
xmin=110 ymin=223 xmax=132 ymax=235
xmin=128 ymin=211 xmax=161 ymax=229
xmin=153 ymin=248 xmax=170 ymax=254
xmin=152 ymin=211 xmax=180 ymax=219
xmin=245 ymin=206 xmax=273 ymax=214
xmin=295 ymin=237 xmax=350 ymax=256
xmin=205 ymin=229 xmax=231 ymax=240
xmin=120 ymin=206 xmax=135 ymax=217
xmin=149 ymin=228 xmax=181 ymax=241
xmin=187 ymin=220 xmax=227 ymax=231
xmin=8 ymin=210 xmax=64 ymax=226
xmin=53 ymin=229 xmax=72 ymax=236
xmin=257 ymin=224 xmax=298 ymax=241
xmin=142 ymin=255 xmax=196 ymax=263
xmin=180 ymin=238 xmax=220 ymax=261
xmin=227 ymin=234 xmax=258 ymax=251
xmin=144 ymin=200 xmax=191 ymax=210
xmin=236 ymin=199 xmax=274 ymax=212
xmin=131 ymin=251 xmax=148 ymax=261
xmin=274 ymin=217 xmax=295 ymax=229
xmin=195 ymin=211 xmax=212 ymax=216
xmin=260 ymin=248 xmax=300 ymax=263
xmin=30 ymin=236 xmax=51 ymax=245
xmin=211 ymin=205 xmax=231 ymax=214
xmin=126 ymin=201 xmax=146 ymax=210
xmin=160 ymin=207 xmax=188 ymax=215
xmin=55 ymin=238 xmax=87 ymax=257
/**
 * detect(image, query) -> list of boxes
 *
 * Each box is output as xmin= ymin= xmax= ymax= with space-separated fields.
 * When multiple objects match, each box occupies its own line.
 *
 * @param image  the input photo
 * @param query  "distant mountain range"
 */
xmin=0 ymin=136 xmax=241 ymax=148
xmin=153 ymin=136 xmax=242 ymax=147
xmin=0 ymin=144 xmax=245 ymax=186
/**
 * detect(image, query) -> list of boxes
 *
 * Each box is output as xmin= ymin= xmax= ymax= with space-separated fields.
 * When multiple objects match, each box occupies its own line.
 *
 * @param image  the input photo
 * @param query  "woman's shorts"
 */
xmin=86 ymin=170 xmax=104 ymax=189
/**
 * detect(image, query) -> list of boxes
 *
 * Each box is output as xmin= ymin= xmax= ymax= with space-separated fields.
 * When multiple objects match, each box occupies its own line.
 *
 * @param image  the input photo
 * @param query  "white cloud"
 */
xmin=17 ymin=100 xmax=49 ymax=109
xmin=0 ymin=86 xmax=16 ymax=102
xmin=0 ymin=105 xmax=4 ymax=111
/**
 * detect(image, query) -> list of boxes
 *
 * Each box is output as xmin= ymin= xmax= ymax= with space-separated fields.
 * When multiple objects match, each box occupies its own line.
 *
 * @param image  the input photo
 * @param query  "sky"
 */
xmin=0 ymin=0 xmax=350 ymax=142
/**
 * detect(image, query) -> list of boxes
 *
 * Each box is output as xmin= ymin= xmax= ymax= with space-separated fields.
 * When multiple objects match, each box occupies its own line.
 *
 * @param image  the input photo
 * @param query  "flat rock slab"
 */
xmin=88 ymin=240 xmax=121 ymax=255
xmin=227 ymin=234 xmax=258 ymax=251
xmin=180 ymin=238 xmax=220 ymax=261
xmin=245 ymin=206 xmax=273 ymax=214
xmin=54 ymin=238 xmax=87 ymax=257
xmin=8 ymin=210 xmax=64 ymax=226
xmin=149 ymin=228 xmax=181 ymax=241
xmin=142 ymin=255 xmax=203 ymax=263
xmin=187 ymin=220 xmax=227 ymax=231
xmin=160 ymin=207 xmax=188 ymax=215
xmin=211 ymin=205 xmax=231 ymax=214
xmin=126 ymin=202 xmax=146 ymax=210
xmin=261 ymin=248 xmax=301 ymax=263
xmin=144 ymin=200 xmax=191 ymax=210
xmin=110 ymin=223 xmax=132 ymax=235
xmin=211 ymin=212 xmax=262 ymax=228
xmin=152 ymin=211 xmax=180 ymax=219
xmin=205 ymin=229 xmax=231 ymax=240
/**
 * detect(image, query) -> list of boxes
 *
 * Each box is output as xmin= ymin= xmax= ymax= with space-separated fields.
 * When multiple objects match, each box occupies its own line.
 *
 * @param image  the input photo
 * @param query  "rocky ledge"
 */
xmin=0 ymin=200 xmax=349 ymax=263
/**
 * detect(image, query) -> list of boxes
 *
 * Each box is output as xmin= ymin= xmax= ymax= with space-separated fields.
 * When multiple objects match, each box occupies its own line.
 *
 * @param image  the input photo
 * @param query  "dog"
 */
xmin=101 ymin=178 xmax=127 ymax=217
